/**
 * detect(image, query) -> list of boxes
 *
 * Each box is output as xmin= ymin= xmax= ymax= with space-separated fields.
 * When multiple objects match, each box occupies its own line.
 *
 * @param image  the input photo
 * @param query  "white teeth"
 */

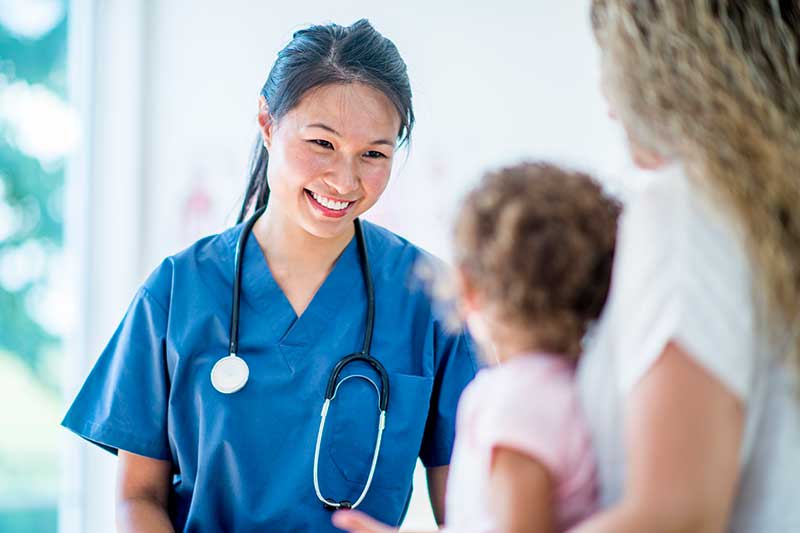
xmin=311 ymin=191 xmax=351 ymax=211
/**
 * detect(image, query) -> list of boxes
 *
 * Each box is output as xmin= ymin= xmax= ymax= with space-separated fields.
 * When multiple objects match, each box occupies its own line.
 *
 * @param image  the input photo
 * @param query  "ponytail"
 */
xmin=237 ymin=134 xmax=270 ymax=224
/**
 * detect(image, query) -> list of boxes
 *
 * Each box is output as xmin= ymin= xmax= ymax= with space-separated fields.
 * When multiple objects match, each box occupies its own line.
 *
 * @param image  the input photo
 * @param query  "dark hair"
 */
xmin=237 ymin=19 xmax=415 ymax=223
xmin=454 ymin=162 xmax=622 ymax=358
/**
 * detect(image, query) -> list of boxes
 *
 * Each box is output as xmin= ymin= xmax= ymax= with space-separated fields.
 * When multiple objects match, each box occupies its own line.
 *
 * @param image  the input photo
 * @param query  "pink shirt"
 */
xmin=444 ymin=354 xmax=597 ymax=532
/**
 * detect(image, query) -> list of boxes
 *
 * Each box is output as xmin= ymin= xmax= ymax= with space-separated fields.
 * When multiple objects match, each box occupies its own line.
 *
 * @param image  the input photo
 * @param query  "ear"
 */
xmin=456 ymin=268 xmax=482 ymax=314
xmin=624 ymin=129 xmax=668 ymax=170
xmin=630 ymin=141 xmax=667 ymax=170
xmin=258 ymin=96 xmax=274 ymax=151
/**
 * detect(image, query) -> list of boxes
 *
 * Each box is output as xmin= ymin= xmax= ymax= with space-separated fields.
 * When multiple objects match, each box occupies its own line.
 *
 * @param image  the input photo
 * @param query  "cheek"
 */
xmin=360 ymin=162 xmax=392 ymax=197
xmin=274 ymin=143 xmax=330 ymax=186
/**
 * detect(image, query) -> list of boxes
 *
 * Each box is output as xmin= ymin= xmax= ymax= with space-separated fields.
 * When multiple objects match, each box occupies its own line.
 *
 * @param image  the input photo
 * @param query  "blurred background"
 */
xmin=0 ymin=0 xmax=634 ymax=531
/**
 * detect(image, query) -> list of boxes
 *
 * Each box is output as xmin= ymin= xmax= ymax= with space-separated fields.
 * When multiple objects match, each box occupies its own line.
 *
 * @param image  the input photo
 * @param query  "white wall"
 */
xmin=65 ymin=1 xmax=633 ymax=531
xmin=139 ymin=0 xmax=631 ymax=265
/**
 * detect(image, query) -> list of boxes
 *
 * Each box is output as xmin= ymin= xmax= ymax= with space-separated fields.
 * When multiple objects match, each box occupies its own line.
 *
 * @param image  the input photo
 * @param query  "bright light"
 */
xmin=0 ymin=78 xmax=80 ymax=164
xmin=0 ymin=0 xmax=64 ymax=40
xmin=0 ymin=239 xmax=47 ymax=292
xmin=26 ymin=250 xmax=74 ymax=337
xmin=0 ymin=200 xmax=18 ymax=242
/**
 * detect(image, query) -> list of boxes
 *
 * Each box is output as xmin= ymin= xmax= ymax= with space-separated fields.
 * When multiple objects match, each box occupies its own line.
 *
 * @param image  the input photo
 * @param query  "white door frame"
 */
xmin=62 ymin=1 xmax=148 ymax=531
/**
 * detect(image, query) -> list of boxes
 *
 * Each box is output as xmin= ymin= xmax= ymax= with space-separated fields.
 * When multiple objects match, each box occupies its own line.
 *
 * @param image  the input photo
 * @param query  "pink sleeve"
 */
xmin=475 ymin=368 xmax=577 ymax=480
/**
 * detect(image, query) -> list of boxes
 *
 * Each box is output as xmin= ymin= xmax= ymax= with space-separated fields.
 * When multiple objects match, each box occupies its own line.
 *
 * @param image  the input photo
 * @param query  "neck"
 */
xmin=252 ymin=203 xmax=355 ymax=275
xmin=491 ymin=338 xmax=540 ymax=364
xmin=482 ymin=317 xmax=542 ymax=365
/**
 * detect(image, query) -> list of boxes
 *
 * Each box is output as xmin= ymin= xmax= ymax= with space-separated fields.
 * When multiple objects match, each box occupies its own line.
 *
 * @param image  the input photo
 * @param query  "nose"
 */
xmin=323 ymin=157 xmax=360 ymax=196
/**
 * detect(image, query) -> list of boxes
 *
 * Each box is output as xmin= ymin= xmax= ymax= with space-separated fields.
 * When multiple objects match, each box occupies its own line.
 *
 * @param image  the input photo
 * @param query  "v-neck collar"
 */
xmin=236 ymin=224 xmax=364 ymax=345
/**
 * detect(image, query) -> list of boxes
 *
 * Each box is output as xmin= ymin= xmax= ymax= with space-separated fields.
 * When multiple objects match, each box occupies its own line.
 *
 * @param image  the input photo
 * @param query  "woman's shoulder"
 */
xmin=361 ymin=219 xmax=432 ymax=257
xmin=617 ymin=165 xmax=753 ymax=300
xmin=621 ymin=167 xmax=691 ymax=244
xmin=360 ymin=219 xmax=445 ymax=280
xmin=608 ymin=165 xmax=758 ymax=399
xmin=624 ymin=166 xmax=748 ymax=253
xmin=140 ymin=225 xmax=242 ymax=310
xmin=359 ymin=220 xmax=464 ymax=340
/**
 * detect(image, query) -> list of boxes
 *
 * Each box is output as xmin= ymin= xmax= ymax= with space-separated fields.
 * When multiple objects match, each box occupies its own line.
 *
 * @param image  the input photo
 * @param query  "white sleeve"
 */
xmin=608 ymin=173 xmax=757 ymax=400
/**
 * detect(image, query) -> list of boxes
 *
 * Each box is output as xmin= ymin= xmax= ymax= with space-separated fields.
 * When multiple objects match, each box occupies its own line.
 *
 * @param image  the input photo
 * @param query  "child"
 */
xmin=334 ymin=162 xmax=621 ymax=532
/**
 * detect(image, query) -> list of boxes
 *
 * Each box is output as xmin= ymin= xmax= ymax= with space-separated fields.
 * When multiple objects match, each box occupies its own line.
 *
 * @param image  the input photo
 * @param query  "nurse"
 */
xmin=62 ymin=19 xmax=477 ymax=532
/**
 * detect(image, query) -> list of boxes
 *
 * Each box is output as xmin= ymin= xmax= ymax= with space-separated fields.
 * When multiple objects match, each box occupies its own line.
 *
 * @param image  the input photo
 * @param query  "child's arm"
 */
xmin=490 ymin=446 xmax=555 ymax=533
xmin=331 ymin=510 xmax=435 ymax=532
xmin=330 ymin=466 xmax=448 ymax=533
xmin=332 ymin=448 xmax=554 ymax=533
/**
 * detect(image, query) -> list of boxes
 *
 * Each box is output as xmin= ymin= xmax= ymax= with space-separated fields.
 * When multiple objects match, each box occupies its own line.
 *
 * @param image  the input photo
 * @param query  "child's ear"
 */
xmin=457 ymin=268 xmax=481 ymax=313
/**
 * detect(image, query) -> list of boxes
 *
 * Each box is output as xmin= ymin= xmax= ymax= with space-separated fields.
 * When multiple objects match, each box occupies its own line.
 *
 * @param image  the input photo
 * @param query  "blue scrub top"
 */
xmin=62 ymin=220 xmax=478 ymax=532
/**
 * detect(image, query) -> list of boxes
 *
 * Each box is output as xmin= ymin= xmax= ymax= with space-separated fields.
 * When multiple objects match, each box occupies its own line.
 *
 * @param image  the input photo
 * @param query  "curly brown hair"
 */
xmin=454 ymin=162 xmax=621 ymax=359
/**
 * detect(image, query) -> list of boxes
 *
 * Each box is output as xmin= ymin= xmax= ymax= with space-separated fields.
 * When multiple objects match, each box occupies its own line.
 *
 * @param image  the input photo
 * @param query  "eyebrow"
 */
xmin=305 ymin=123 xmax=395 ymax=147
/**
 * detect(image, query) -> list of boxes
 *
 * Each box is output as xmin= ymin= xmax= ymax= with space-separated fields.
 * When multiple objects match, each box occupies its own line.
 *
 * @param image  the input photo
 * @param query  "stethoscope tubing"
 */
xmin=224 ymin=207 xmax=389 ymax=510
xmin=228 ymin=205 xmax=265 ymax=358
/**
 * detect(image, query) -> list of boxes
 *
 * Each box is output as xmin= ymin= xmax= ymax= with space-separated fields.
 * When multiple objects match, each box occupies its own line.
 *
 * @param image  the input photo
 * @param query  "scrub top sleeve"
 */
xmin=419 ymin=323 xmax=479 ymax=468
xmin=61 ymin=285 xmax=172 ymax=461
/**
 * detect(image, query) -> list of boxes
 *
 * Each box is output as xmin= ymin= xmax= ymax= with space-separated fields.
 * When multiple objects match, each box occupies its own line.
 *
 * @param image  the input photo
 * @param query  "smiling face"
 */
xmin=259 ymin=82 xmax=402 ymax=240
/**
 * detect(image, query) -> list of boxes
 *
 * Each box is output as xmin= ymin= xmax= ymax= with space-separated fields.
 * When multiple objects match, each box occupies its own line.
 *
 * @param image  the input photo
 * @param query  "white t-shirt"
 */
xmin=577 ymin=165 xmax=800 ymax=532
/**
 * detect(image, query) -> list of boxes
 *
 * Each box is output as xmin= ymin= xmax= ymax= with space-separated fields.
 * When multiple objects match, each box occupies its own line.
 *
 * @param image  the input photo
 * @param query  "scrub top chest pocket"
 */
xmin=327 ymin=371 xmax=434 ymax=491
xmin=61 ymin=218 xmax=479 ymax=532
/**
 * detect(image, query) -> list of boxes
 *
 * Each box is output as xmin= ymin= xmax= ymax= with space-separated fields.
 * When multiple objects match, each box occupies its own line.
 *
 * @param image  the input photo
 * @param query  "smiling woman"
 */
xmin=255 ymin=82 xmax=400 ymax=244
xmin=61 ymin=19 xmax=477 ymax=533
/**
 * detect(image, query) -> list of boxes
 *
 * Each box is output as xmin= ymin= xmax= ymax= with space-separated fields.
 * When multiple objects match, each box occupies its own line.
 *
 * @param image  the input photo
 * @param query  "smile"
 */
xmin=305 ymin=189 xmax=356 ymax=218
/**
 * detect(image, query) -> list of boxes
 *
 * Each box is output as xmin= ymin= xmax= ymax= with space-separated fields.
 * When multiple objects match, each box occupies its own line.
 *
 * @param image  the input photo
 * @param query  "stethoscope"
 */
xmin=209 ymin=205 xmax=390 ymax=510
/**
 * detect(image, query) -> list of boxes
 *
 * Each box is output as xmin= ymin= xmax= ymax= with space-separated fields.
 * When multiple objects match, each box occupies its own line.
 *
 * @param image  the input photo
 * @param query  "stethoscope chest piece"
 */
xmin=211 ymin=354 xmax=249 ymax=394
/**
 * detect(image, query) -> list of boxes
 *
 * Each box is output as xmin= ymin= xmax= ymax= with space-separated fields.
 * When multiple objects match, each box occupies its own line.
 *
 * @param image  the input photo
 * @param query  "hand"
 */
xmin=332 ymin=510 xmax=399 ymax=533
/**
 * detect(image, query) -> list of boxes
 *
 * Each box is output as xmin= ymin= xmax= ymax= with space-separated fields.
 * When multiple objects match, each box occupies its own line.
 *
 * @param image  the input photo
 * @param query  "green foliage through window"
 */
xmin=0 ymin=3 xmax=68 ymax=531
xmin=0 ymin=9 xmax=67 ymax=384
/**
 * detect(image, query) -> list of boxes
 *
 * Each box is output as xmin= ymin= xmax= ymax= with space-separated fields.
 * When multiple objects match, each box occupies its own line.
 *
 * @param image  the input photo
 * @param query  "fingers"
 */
xmin=332 ymin=509 xmax=396 ymax=532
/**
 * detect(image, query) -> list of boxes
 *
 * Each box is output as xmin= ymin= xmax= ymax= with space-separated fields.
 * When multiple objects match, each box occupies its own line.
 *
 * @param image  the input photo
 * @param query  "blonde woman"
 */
xmin=576 ymin=1 xmax=800 ymax=532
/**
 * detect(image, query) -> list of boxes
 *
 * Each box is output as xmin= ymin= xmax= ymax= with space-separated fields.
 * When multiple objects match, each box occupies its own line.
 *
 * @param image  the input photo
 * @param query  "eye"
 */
xmin=364 ymin=150 xmax=387 ymax=159
xmin=310 ymin=139 xmax=333 ymax=149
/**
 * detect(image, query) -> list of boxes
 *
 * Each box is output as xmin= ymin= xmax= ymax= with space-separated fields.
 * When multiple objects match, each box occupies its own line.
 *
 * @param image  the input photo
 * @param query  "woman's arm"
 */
xmin=426 ymin=465 xmax=448 ymax=526
xmin=490 ymin=447 xmax=555 ymax=533
xmin=116 ymin=450 xmax=174 ymax=533
xmin=573 ymin=342 xmax=744 ymax=533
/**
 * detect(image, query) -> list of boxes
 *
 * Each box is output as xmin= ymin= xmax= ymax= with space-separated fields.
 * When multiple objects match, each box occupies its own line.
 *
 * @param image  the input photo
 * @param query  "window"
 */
xmin=0 ymin=2 xmax=72 ymax=531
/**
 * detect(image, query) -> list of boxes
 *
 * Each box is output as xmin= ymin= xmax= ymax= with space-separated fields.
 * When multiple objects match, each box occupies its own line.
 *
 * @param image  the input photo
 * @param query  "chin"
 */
xmin=300 ymin=216 xmax=356 ymax=240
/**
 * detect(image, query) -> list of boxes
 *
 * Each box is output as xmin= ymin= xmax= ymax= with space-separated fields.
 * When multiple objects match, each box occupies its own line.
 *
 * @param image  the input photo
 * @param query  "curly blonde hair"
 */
xmin=454 ymin=162 xmax=621 ymax=358
xmin=591 ymin=0 xmax=800 ymax=372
